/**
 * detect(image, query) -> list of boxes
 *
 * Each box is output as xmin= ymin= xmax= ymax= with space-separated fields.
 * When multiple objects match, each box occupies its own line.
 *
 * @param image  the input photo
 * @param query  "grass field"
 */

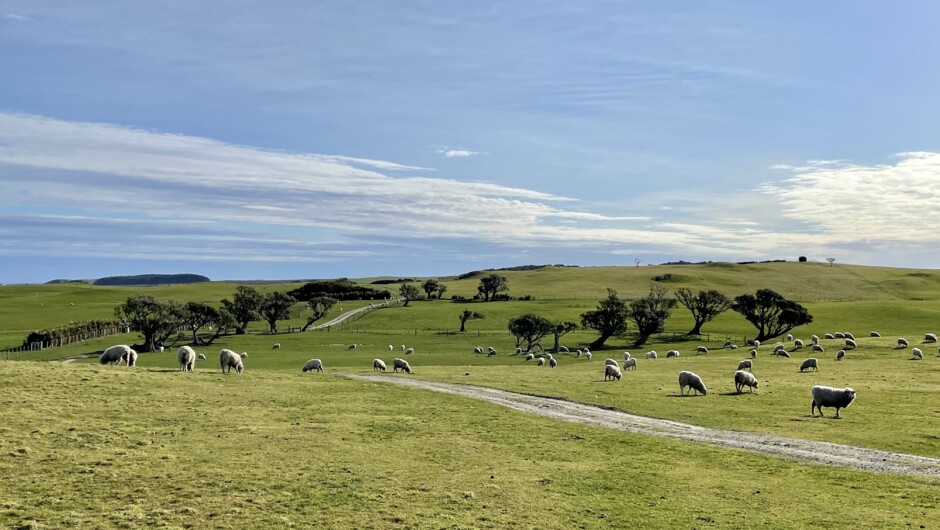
xmin=3 ymin=262 xmax=940 ymax=528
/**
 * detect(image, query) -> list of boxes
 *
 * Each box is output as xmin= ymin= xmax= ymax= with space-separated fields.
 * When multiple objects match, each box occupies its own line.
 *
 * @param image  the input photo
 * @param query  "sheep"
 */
xmin=559 ymin=346 xmax=569 ymax=353
xmin=392 ymin=358 xmax=412 ymax=374
xmin=584 ymin=352 xmax=592 ymax=360
xmin=912 ymin=348 xmax=923 ymax=360
xmin=844 ymin=332 xmax=855 ymax=341
xmin=730 ymin=344 xmax=738 ymax=349
xmin=678 ymin=371 xmax=707 ymax=396
xmin=812 ymin=344 xmax=825 ymax=353
xmin=666 ymin=350 xmax=680 ymax=358
xmin=824 ymin=333 xmax=835 ymax=339
xmin=623 ymin=358 xmax=637 ymax=370
xmin=605 ymin=358 xmax=619 ymax=368
xmin=696 ymin=346 xmax=708 ymax=354
xmin=404 ymin=347 xmax=414 ymax=355
xmin=773 ymin=344 xmax=786 ymax=353
xmin=786 ymin=334 xmax=793 ymax=342
xmin=401 ymin=345 xmax=406 ymax=351
xmin=514 ymin=347 xmax=523 ymax=355
xmin=799 ymin=358 xmax=818 ymax=372
xmin=474 ymin=346 xmax=484 ymax=354
xmin=240 ymin=352 xmax=248 ymax=359
xmin=524 ymin=353 xmax=535 ymax=362
xmin=833 ymin=332 xmax=844 ymax=339
xmin=220 ymin=349 xmax=244 ymax=374
xmin=794 ymin=339 xmax=804 ymax=349
xmin=925 ymin=333 xmax=938 ymax=343
xmin=125 ymin=350 xmax=138 ymax=367
xmin=836 ymin=349 xmax=845 ymax=361
xmin=737 ymin=359 xmax=753 ymax=371
xmin=100 ymin=345 xmax=134 ymax=366
xmin=197 ymin=353 xmax=206 ymax=360
xmin=487 ymin=350 xmax=497 ymax=357
xmin=302 ymin=358 xmax=324 ymax=372
xmin=750 ymin=349 xmax=757 ymax=359
xmin=273 ymin=343 xmax=281 ymax=349
xmin=870 ymin=331 xmax=881 ymax=337
xmin=373 ymin=359 xmax=387 ymax=372
xmin=604 ymin=364 xmax=622 ymax=381
xmin=811 ymin=335 xmax=820 ymax=345
xmin=897 ymin=338 xmax=909 ymax=347
xmin=389 ymin=344 xmax=395 ymax=351
xmin=845 ymin=338 xmax=857 ymax=349
xmin=549 ymin=358 xmax=557 ymax=368
xmin=775 ymin=350 xmax=791 ymax=358
xmin=734 ymin=370 xmax=759 ymax=393
xmin=646 ymin=351 xmax=657 ymax=359
xmin=575 ymin=349 xmax=582 ymax=358
xmin=752 ymin=340 xmax=761 ymax=349
xmin=544 ymin=353 xmax=554 ymax=360
xmin=811 ymin=385 xmax=857 ymax=418
xmin=178 ymin=346 xmax=196 ymax=372
xmin=722 ymin=340 xmax=734 ymax=349
xmin=537 ymin=357 xmax=545 ymax=366
xmin=488 ymin=346 xmax=496 ymax=355
xmin=623 ymin=351 xmax=631 ymax=361
xmin=347 ymin=344 xmax=357 ymax=350
xmin=158 ymin=345 xmax=165 ymax=352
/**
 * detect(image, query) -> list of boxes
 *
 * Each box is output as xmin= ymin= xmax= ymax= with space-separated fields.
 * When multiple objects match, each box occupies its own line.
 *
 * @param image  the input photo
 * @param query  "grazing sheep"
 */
xmin=811 ymin=335 xmax=820 ymax=345
xmin=604 ymin=364 xmax=622 ymax=381
xmin=666 ymin=350 xmax=680 ymax=358
xmin=730 ymin=344 xmax=738 ymax=350
xmin=178 ymin=346 xmax=196 ymax=372
xmin=812 ymin=344 xmax=825 ymax=353
xmin=392 ymin=358 xmax=412 ymax=374
xmin=794 ymin=339 xmax=804 ymax=348
xmin=537 ymin=357 xmax=545 ymax=366
xmin=605 ymin=358 xmax=619 ymax=368
xmin=549 ymin=358 xmax=557 ymax=368
xmin=775 ymin=350 xmax=791 ymax=358
xmin=912 ymin=348 xmax=923 ymax=360
xmin=220 ymin=349 xmax=244 ymax=374
xmin=474 ymin=346 xmax=484 ymax=354
xmin=389 ymin=344 xmax=395 ymax=351
xmin=559 ymin=346 xmax=569 ymax=353
xmin=799 ymin=358 xmax=818 ymax=372
xmin=575 ymin=349 xmax=582 ymax=358
xmin=623 ymin=351 xmax=631 ymax=361
xmin=825 ymin=333 xmax=835 ymax=339
xmin=646 ymin=351 xmax=657 ymax=359
xmin=750 ymin=349 xmax=757 ymax=359
xmin=273 ymin=343 xmax=281 ymax=349
xmin=752 ymin=340 xmax=761 ymax=349
xmin=773 ymin=344 xmax=786 ymax=353
xmin=897 ymin=338 xmax=909 ymax=347
xmin=845 ymin=339 xmax=857 ymax=349
xmin=722 ymin=340 xmax=734 ymax=349
xmin=836 ymin=349 xmax=845 ymax=361
xmin=844 ymin=332 xmax=855 ymax=341
xmin=100 ymin=345 xmax=134 ymax=366
xmin=487 ymin=350 xmax=497 ymax=357
xmin=737 ymin=359 xmax=753 ymax=372
xmin=623 ymin=358 xmax=637 ymax=370
xmin=347 ymin=344 xmax=357 ymax=350
xmin=584 ymin=352 xmax=592 ymax=360
xmin=197 ymin=353 xmax=206 ymax=360
xmin=158 ymin=345 xmax=165 ymax=352
xmin=401 ymin=345 xmax=406 ymax=351
xmin=373 ymin=359 xmax=387 ymax=372
xmin=678 ymin=371 xmax=707 ymax=396
xmin=833 ymin=332 xmax=844 ymax=339
xmin=302 ymin=358 xmax=324 ymax=372
xmin=870 ymin=331 xmax=881 ymax=337
xmin=786 ymin=334 xmax=793 ymax=342
xmin=488 ymin=347 xmax=496 ymax=355
xmin=925 ymin=333 xmax=938 ymax=343
xmin=734 ymin=370 xmax=759 ymax=393
xmin=404 ymin=347 xmax=414 ymax=355
xmin=524 ymin=353 xmax=535 ymax=362
xmin=514 ymin=347 xmax=523 ymax=355
xmin=696 ymin=346 xmax=708 ymax=354
xmin=545 ymin=353 xmax=554 ymax=360
xmin=811 ymin=385 xmax=857 ymax=418
xmin=125 ymin=350 xmax=138 ymax=367
xmin=240 ymin=352 xmax=248 ymax=359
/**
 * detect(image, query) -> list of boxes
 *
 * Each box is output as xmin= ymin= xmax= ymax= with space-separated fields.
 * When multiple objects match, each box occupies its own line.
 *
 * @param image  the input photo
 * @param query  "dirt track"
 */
xmin=342 ymin=374 xmax=940 ymax=478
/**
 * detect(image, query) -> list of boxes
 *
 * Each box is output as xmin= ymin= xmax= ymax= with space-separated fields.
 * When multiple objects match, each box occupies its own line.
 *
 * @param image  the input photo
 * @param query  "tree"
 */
xmin=422 ymin=279 xmax=440 ymax=300
xmin=628 ymin=284 xmax=677 ymax=347
xmin=203 ymin=307 xmax=236 ymax=345
xmin=220 ymin=286 xmax=263 ymax=334
xmin=477 ymin=274 xmax=509 ymax=301
xmin=399 ymin=283 xmax=420 ymax=306
xmin=581 ymin=289 xmax=629 ymax=349
xmin=436 ymin=283 xmax=448 ymax=300
xmin=259 ymin=291 xmax=296 ymax=334
xmin=827 ymin=257 xmax=836 ymax=267
xmin=731 ymin=288 xmax=813 ymax=342
xmin=458 ymin=310 xmax=484 ymax=332
xmin=114 ymin=295 xmax=182 ymax=352
xmin=300 ymin=296 xmax=339 ymax=331
xmin=180 ymin=301 xmax=220 ymax=345
xmin=550 ymin=320 xmax=578 ymax=353
xmin=634 ymin=258 xmax=643 ymax=268
xmin=675 ymin=288 xmax=732 ymax=335
xmin=507 ymin=313 xmax=554 ymax=352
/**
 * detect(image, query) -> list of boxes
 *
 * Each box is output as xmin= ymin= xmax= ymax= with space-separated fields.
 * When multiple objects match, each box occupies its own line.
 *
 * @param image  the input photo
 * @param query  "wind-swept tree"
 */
xmin=675 ymin=288 xmax=732 ymax=335
xmin=731 ymin=288 xmax=813 ymax=342
xmin=507 ymin=313 xmax=554 ymax=352
xmin=203 ymin=306 xmax=236 ymax=345
xmin=259 ymin=291 xmax=296 ymax=334
xmin=550 ymin=320 xmax=578 ymax=353
xmin=114 ymin=295 xmax=182 ymax=352
xmin=180 ymin=301 xmax=220 ymax=345
xmin=221 ymin=286 xmax=263 ymax=334
xmin=628 ymin=284 xmax=677 ymax=347
xmin=477 ymin=274 xmax=509 ymax=301
xmin=458 ymin=310 xmax=484 ymax=332
xmin=300 ymin=296 xmax=339 ymax=331
xmin=399 ymin=283 xmax=420 ymax=306
xmin=581 ymin=289 xmax=629 ymax=349
xmin=422 ymin=279 xmax=441 ymax=300
xmin=436 ymin=283 xmax=448 ymax=300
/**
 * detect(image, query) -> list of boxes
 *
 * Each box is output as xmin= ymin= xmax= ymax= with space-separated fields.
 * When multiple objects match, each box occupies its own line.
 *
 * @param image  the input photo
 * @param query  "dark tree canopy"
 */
xmin=550 ymin=320 xmax=578 ymax=353
xmin=422 ymin=279 xmax=441 ymax=299
xmin=301 ymin=296 xmax=339 ymax=331
xmin=114 ymin=295 xmax=182 ymax=352
xmin=435 ymin=283 xmax=448 ymax=300
xmin=180 ymin=301 xmax=220 ymax=345
xmin=259 ymin=291 xmax=296 ymax=334
xmin=458 ymin=310 xmax=484 ymax=332
xmin=675 ymin=288 xmax=732 ymax=335
xmin=731 ymin=288 xmax=813 ymax=342
xmin=287 ymin=278 xmax=390 ymax=301
xmin=507 ymin=313 xmax=554 ymax=352
xmin=477 ymin=274 xmax=509 ymax=301
xmin=628 ymin=284 xmax=677 ymax=347
xmin=580 ymin=289 xmax=629 ymax=349
xmin=399 ymin=283 xmax=420 ymax=306
xmin=221 ymin=286 xmax=263 ymax=335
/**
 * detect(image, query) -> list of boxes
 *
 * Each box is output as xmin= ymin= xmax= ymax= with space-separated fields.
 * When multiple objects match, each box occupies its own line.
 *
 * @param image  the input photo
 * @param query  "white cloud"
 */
xmin=439 ymin=149 xmax=484 ymax=158
xmin=3 ymin=13 xmax=27 ymax=21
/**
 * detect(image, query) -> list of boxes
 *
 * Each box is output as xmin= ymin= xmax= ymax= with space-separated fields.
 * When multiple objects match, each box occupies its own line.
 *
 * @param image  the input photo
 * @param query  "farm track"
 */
xmin=342 ymin=373 xmax=940 ymax=478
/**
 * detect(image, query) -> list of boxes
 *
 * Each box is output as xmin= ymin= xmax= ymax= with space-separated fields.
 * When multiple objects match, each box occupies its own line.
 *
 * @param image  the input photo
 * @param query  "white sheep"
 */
xmin=604 ymin=364 xmax=622 ymax=381
xmin=750 ymin=349 xmax=757 ymax=359
xmin=845 ymin=338 xmax=857 ymax=349
xmin=912 ymin=348 xmax=923 ymax=360
xmin=833 ymin=332 xmax=844 ymax=339
xmin=696 ymin=346 xmax=708 ymax=354
xmin=811 ymin=334 xmax=820 ymax=345
xmin=220 ymin=349 xmax=244 ymax=374
xmin=473 ymin=346 xmax=484 ymax=354
xmin=775 ymin=350 xmax=791 ymax=358
xmin=786 ymin=334 xmax=793 ymax=342
xmin=488 ymin=346 xmax=496 ymax=355
xmin=575 ymin=349 xmax=582 ymax=358
xmin=752 ymin=340 xmax=761 ymax=349
xmin=799 ymin=358 xmax=818 ymax=372
xmin=524 ymin=353 xmax=535 ymax=362
xmin=373 ymin=359 xmax=387 ymax=372
xmin=197 ymin=353 xmax=206 ymax=360
xmin=734 ymin=370 xmax=759 ymax=393
xmin=605 ymin=358 xmax=619 ymax=368
xmin=545 ymin=353 xmax=554 ymax=360
xmin=100 ymin=345 xmax=134 ymax=366
xmin=737 ymin=359 xmax=753 ymax=371
xmin=240 ymin=352 xmax=248 ymax=359
xmin=347 ymin=344 xmax=357 ymax=350
xmin=559 ymin=346 xmax=569 ymax=353
xmin=925 ymin=333 xmax=937 ymax=343
xmin=549 ymin=358 xmax=557 ymax=368
xmin=401 ymin=344 xmax=406 ymax=351
xmin=389 ymin=344 xmax=395 ymax=351
xmin=844 ymin=332 xmax=855 ymax=341
xmin=870 ymin=331 xmax=880 ymax=337
xmin=666 ymin=350 xmax=680 ymax=358
xmin=273 ymin=343 xmax=281 ymax=349
xmin=487 ymin=349 xmax=496 ymax=357
xmin=178 ymin=346 xmax=196 ymax=372
xmin=514 ymin=347 xmax=523 ymax=355
xmin=302 ymin=358 xmax=324 ymax=372
xmin=773 ymin=344 xmax=786 ymax=353
xmin=537 ymin=357 xmax=545 ymax=367
xmin=393 ymin=358 xmax=412 ymax=374
xmin=125 ymin=350 xmax=138 ymax=367
xmin=811 ymin=385 xmax=857 ymax=418
xmin=897 ymin=338 xmax=909 ymax=347
xmin=623 ymin=351 xmax=631 ymax=361
xmin=723 ymin=340 xmax=734 ymax=349
xmin=584 ymin=352 xmax=592 ymax=360
xmin=678 ymin=371 xmax=707 ymax=396
xmin=404 ymin=347 xmax=414 ymax=355
xmin=812 ymin=344 xmax=825 ymax=353
xmin=158 ymin=345 xmax=165 ymax=352
xmin=794 ymin=339 xmax=804 ymax=348
xmin=646 ymin=351 xmax=657 ymax=359
xmin=623 ymin=358 xmax=637 ymax=370
xmin=825 ymin=333 xmax=835 ymax=339
xmin=836 ymin=349 xmax=845 ymax=361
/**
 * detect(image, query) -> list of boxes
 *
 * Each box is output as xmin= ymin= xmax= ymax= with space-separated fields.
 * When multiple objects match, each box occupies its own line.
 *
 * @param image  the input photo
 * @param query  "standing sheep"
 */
xmin=100 ymin=345 xmax=135 ymax=366
xmin=646 ymin=351 xmax=657 ymax=359
xmin=623 ymin=358 xmax=637 ymax=370
xmin=393 ymin=358 xmax=413 ymax=374
xmin=912 ymin=348 xmax=923 ymax=360
xmin=220 ymin=349 xmax=244 ymax=374
xmin=537 ymin=357 xmax=545 ymax=366
xmin=575 ymin=349 xmax=582 ymax=358
xmin=623 ymin=352 xmax=632 ymax=361
xmin=473 ymin=346 xmax=484 ymax=354
xmin=811 ymin=335 xmax=820 ymax=345
xmin=514 ymin=347 xmax=523 ymax=355
xmin=125 ymin=350 xmax=138 ymax=367
xmin=696 ymin=346 xmax=708 ymax=354
xmin=487 ymin=350 xmax=497 ymax=357
xmin=178 ymin=346 xmax=196 ymax=372
xmin=786 ymin=334 xmax=793 ymax=342
xmin=845 ymin=339 xmax=857 ymax=349
xmin=604 ymin=364 xmax=622 ymax=381
xmin=389 ymin=344 xmax=395 ymax=351
xmin=373 ymin=359 xmax=387 ymax=372
xmin=737 ymin=359 xmax=753 ymax=372
xmin=733 ymin=370 xmax=759 ymax=393
xmin=488 ymin=347 xmax=497 ymax=355
xmin=799 ymin=358 xmax=818 ymax=372
xmin=302 ymin=358 xmax=324 ymax=372
xmin=678 ymin=371 xmax=707 ymax=396
xmin=549 ymin=358 xmax=558 ymax=368
xmin=925 ymin=333 xmax=937 ymax=343
xmin=404 ymin=347 xmax=414 ymax=355
xmin=811 ymin=385 xmax=857 ymax=418
xmin=750 ymin=349 xmax=757 ymax=359
xmin=836 ymin=349 xmax=845 ymax=361
xmin=524 ymin=353 xmax=535 ymax=362
xmin=666 ymin=350 xmax=680 ymax=358
xmin=584 ymin=352 xmax=592 ymax=360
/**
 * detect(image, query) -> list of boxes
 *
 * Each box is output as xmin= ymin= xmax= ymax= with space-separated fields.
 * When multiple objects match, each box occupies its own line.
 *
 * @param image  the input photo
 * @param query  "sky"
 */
xmin=2 ymin=1 xmax=940 ymax=283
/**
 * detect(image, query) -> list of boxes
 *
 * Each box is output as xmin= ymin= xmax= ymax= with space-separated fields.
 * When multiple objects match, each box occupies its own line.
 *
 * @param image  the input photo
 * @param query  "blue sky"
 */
xmin=2 ymin=1 xmax=940 ymax=283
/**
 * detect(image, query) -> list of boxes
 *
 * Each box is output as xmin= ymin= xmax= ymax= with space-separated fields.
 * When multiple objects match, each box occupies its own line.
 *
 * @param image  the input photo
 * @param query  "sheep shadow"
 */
xmin=665 ymin=394 xmax=705 ymax=398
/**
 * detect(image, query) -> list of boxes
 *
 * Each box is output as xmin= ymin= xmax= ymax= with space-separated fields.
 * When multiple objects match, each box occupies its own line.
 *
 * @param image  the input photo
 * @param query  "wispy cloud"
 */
xmin=3 ymin=13 xmax=27 ymax=21
xmin=439 ymin=148 xmax=484 ymax=158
